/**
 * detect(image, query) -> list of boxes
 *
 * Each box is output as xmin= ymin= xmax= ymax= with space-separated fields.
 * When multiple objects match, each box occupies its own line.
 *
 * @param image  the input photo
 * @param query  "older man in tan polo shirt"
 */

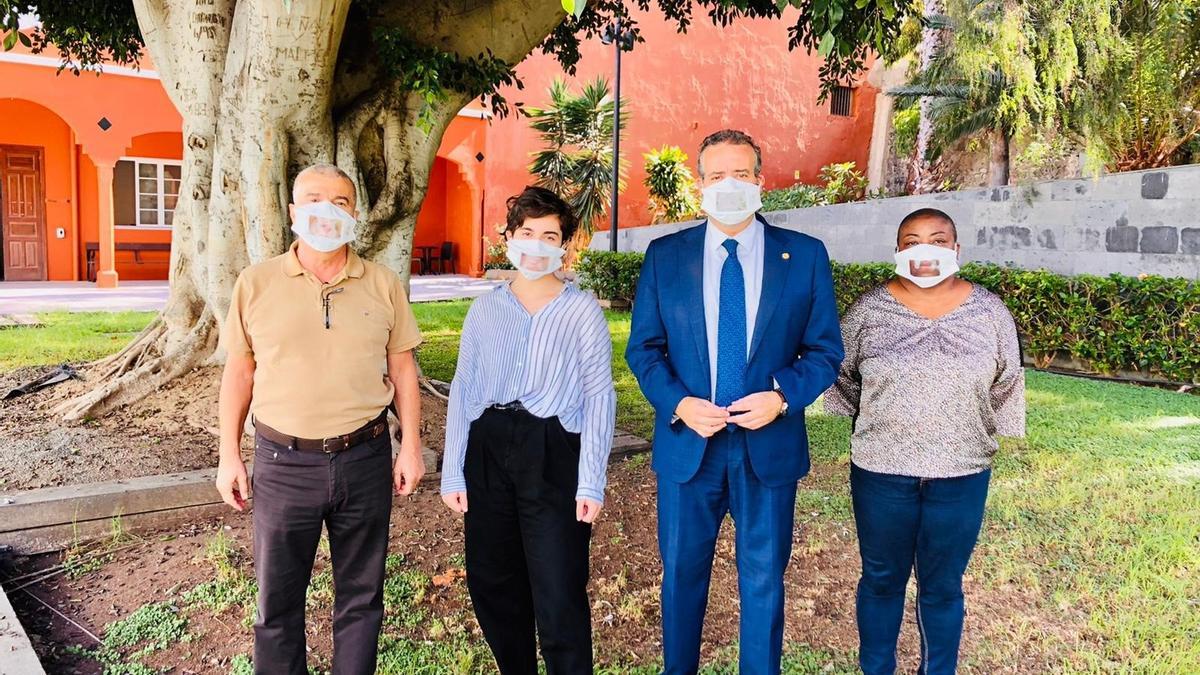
xmin=215 ymin=163 xmax=423 ymax=675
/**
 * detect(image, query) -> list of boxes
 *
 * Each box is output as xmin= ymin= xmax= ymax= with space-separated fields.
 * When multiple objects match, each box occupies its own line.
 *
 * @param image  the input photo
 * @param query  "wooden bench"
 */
xmin=85 ymin=242 xmax=171 ymax=282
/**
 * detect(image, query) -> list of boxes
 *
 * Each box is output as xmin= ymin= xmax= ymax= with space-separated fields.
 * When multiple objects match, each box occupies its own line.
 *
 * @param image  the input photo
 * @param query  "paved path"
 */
xmin=0 ymin=276 xmax=500 ymax=314
xmin=0 ymin=582 xmax=46 ymax=675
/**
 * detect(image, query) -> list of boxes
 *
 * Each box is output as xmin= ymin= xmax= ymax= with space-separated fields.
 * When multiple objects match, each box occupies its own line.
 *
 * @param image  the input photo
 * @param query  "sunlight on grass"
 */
xmin=1142 ymin=415 xmax=1200 ymax=430
xmin=6 ymin=307 xmax=1198 ymax=671
xmin=0 ymin=311 xmax=155 ymax=370
xmin=978 ymin=371 xmax=1200 ymax=671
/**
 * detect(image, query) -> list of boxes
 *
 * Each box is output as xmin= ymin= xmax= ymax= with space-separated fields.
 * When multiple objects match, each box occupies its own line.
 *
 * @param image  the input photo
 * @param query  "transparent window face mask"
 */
xmin=893 ymin=243 xmax=960 ymax=288
xmin=714 ymin=189 xmax=750 ymax=211
xmin=291 ymin=201 xmax=357 ymax=252
xmin=301 ymin=214 xmax=347 ymax=239
xmin=906 ymin=256 xmax=943 ymax=277
xmin=506 ymin=238 xmax=566 ymax=280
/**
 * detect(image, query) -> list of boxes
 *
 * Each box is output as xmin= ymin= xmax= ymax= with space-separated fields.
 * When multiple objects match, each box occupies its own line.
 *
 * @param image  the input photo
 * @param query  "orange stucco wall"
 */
xmin=481 ymin=6 xmax=878 ymax=237
xmin=415 ymin=158 xmax=449 ymax=250
xmin=75 ymin=132 xmax=181 ymax=280
xmin=444 ymin=161 xmax=477 ymax=274
xmin=2 ymin=11 xmax=874 ymax=282
xmin=0 ymin=98 xmax=76 ymax=280
xmin=1 ymin=42 xmax=181 ymax=282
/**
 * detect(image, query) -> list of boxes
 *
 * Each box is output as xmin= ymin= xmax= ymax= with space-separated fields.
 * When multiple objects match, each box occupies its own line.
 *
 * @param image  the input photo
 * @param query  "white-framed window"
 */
xmin=114 ymin=157 xmax=181 ymax=228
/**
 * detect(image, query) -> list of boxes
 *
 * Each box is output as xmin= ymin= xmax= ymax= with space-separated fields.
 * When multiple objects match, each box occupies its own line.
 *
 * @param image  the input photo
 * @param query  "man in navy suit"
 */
xmin=626 ymin=129 xmax=843 ymax=674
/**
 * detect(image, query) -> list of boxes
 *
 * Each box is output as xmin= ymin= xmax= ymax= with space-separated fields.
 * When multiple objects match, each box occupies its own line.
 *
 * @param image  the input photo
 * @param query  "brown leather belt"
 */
xmin=254 ymin=412 xmax=389 ymax=454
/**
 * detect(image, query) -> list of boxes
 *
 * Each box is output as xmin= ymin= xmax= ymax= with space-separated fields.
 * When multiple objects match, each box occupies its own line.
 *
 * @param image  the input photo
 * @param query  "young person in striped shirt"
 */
xmin=440 ymin=186 xmax=616 ymax=675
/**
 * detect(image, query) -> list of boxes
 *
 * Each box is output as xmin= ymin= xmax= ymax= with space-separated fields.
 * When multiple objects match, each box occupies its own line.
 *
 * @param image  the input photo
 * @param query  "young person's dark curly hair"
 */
xmin=504 ymin=186 xmax=580 ymax=242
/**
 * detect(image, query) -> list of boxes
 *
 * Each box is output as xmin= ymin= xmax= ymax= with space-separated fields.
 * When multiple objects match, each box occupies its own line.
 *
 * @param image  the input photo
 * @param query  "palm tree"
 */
xmin=526 ymin=77 xmax=629 ymax=242
xmin=891 ymin=66 xmax=1016 ymax=186
xmin=1077 ymin=0 xmax=1200 ymax=170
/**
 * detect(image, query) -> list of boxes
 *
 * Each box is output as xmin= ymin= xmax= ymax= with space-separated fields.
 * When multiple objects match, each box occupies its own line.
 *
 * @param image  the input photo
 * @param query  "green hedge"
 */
xmin=575 ymin=250 xmax=646 ymax=303
xmin=577 ymin=250 xmax=1200 ymax=383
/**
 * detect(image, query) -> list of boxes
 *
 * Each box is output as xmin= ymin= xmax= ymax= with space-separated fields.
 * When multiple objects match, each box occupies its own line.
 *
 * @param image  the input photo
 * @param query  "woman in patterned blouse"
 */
xmin=825 ymin=208 xmax=1026 ymax=675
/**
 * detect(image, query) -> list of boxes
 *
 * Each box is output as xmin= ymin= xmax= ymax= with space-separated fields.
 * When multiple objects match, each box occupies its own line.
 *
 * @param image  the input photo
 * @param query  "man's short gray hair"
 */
xmin=292 ymin=163 xmax=357 ymax=204
xmin=697 ymin=129 xmax=763 ymax=178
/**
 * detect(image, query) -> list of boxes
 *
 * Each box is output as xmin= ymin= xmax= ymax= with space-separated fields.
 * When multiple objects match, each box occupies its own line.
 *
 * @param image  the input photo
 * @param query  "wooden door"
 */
xmin=0 ymin=146 xmax=47 ymax=281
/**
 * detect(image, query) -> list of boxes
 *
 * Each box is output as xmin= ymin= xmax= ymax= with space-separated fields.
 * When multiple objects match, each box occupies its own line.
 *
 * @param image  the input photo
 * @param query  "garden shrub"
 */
xmin=483 ymin=238 xmax=515 ymax=270
xmin=580 ymin=250 xmax=1200 ymax=383
xmin=575 ymin=250 xmax=648 ymax=303
xmin=760 ymin=161 xmax=870 ymax=211
xmin=644 ymin=145 xmax=701 ymax=223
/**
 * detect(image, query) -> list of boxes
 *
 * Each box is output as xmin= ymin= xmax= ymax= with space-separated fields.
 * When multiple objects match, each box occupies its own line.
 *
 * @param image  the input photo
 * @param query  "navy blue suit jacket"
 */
xmin=625 ymin=219 xmax=844 ymax=486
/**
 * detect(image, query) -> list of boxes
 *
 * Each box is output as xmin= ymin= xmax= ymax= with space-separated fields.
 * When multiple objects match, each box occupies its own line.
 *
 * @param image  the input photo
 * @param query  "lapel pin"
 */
xmin=782 ymin=252 xmax=790 ymax=260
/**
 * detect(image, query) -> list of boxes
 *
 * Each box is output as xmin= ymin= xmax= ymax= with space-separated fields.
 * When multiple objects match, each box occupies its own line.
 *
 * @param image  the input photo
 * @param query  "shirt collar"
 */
xmin=704 ymin=216 xmax=763 ymax=255
xmin=500 ymin=280 xmax=572 ymax=310
xmin=283 ymin=241 xmax=365 ymax=280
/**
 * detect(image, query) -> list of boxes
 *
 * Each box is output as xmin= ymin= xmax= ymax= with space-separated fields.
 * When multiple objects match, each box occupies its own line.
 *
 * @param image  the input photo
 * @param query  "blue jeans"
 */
xmin=850 ymin=463 xmax=991 ymax=675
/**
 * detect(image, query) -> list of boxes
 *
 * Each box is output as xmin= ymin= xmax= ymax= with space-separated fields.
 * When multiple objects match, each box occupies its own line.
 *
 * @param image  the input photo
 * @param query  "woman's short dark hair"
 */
xmin=505 ymin=186 xmax=579 ymax=242
xmin=897 ymin=208 xmax=958 ymax=244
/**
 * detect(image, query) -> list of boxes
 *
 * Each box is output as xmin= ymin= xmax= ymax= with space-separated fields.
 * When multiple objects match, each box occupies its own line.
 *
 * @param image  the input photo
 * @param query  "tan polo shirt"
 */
xmin=220 ymin=241 xmax=422 ymax=439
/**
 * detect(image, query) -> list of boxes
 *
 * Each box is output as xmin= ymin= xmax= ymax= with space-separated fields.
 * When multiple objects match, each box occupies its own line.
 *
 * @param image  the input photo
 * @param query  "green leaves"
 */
xmin=0 ymin=0 xmax=143 ymax=72
xmin=818 ymin=31 xmax=837 ymax=57
xmin=575 ymin=251 xmax=647 ymax=302
xmin=375 ymin=28 xmax=519 ymax=130
xmin=643 ymin=145 xmax=700 ymax=223
xmin=837 ymin=262 xmax=1200 ymax=384
xmin=526 ymin=77 xmax=629 ymax=240
xmin=561 ymin=0 xmax=587 ymax=19
xmin=760 ymin=161 xmax=870 ymax=210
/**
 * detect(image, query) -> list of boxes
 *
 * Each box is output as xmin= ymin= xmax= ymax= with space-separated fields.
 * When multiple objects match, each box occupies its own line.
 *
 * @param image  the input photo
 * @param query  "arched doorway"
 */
xmin=0 ymin=98 xmax=74 ymax=281
xmin=413 ymin=154 xmax=482 ymax=276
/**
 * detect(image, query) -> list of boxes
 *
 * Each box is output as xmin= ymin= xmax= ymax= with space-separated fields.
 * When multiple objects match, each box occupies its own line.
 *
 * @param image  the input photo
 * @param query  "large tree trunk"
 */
xmin=988 ymin=128 xmax=1010 ymax=186
xmin=59 ymin=0 xmax=564 ymax=421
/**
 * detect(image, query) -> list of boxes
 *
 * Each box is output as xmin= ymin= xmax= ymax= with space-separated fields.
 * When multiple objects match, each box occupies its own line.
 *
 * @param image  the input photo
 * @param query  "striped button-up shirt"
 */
xmin=440 ymin=283 xmax=617 ymax=502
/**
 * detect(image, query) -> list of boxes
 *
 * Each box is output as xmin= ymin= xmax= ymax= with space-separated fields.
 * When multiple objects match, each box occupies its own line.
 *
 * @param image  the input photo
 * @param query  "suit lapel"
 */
xmin=749 ymin=224 xmax=789 ymax=362
xmin=678 ymin=224 xmax=710 ymax=389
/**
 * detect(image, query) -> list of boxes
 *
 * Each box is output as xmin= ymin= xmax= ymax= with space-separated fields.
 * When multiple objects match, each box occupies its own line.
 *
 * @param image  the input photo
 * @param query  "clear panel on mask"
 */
xmin=303 ymin=215 xmax=347 ymax=239
xmin=906 ymin=258 xmax=944 ymax=278
xmin=519 ymin=253 xmax=552 ymax=272
xmin=714 ymin=191 xmax=748 ymax=211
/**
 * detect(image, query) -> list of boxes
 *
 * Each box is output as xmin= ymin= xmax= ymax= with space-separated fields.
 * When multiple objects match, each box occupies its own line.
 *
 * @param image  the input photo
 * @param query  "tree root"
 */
xmin=57 ymin=309 xmax=217 ymax=422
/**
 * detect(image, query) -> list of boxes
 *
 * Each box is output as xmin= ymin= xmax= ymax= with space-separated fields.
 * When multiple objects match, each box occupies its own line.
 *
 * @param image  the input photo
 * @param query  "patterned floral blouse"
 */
xmin=824 ymin=283 xmax=1026 ymax=478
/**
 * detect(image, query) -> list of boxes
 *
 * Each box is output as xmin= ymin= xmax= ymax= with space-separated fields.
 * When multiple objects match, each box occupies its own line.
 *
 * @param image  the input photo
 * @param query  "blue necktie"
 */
xmin=715 ymin=238 xmax=746 ymax=408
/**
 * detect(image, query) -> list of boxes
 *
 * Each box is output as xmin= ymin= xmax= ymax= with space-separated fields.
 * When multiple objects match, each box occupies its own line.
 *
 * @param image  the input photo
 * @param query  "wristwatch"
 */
xmin=773 ymin=384 xmax=789 ymax=417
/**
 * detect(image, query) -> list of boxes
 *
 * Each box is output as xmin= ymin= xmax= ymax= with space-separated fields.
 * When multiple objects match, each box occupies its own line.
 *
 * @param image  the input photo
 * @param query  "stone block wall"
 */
xmin=592 ymin=165 xmax=1200 ymax=279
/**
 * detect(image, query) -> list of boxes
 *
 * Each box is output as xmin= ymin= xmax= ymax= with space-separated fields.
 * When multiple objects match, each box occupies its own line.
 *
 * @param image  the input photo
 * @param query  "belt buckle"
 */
xmin=322 ymin=435 xmax=349 ymax=453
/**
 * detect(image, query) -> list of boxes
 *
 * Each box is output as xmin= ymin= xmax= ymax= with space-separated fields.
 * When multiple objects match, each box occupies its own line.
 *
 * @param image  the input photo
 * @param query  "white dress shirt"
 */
xmin=702 ymin=217 xmax=765 ymax=400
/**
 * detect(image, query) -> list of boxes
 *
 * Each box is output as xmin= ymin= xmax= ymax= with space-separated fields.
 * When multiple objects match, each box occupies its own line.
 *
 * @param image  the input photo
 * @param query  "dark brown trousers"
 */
xmin=251 ymin=424 xmax=393 ymax=675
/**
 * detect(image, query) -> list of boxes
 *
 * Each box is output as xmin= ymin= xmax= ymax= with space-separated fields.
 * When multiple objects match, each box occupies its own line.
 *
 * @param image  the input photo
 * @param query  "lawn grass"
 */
xmin=807 ymin=371 xmax=1200 ymax=672
xmin=0 ymin=311 xmax=155 ymax=370
xmin=6 ymin=308 xmax=1199 ymax=671
xmin=978 ymin=371 xmax=1200 ymax=672
xmin=410 ymin=300 xmax=654 ymax=438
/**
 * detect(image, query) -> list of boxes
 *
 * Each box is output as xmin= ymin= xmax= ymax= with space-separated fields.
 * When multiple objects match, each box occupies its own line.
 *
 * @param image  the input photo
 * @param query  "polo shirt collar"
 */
xmin=284 ymin=241 xmax=365 ymax=279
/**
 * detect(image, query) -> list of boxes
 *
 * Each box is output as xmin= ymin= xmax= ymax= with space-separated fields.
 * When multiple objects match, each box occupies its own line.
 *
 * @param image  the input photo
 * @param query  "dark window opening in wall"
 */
xmin=830 ymin=86 xmax=854 ymax=117
xmin=114 ymin=158 xmax=182 ymax=227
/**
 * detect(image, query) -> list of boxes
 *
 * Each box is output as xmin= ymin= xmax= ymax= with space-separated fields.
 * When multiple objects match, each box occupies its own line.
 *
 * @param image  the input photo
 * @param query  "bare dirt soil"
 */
xmin=1 ymin=367 xmax=1078 ymax=673
xmin=0 ymin=365 xmax=447 ymax=493
xmin=4 ymin=456 xmax=1072 ymax=674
